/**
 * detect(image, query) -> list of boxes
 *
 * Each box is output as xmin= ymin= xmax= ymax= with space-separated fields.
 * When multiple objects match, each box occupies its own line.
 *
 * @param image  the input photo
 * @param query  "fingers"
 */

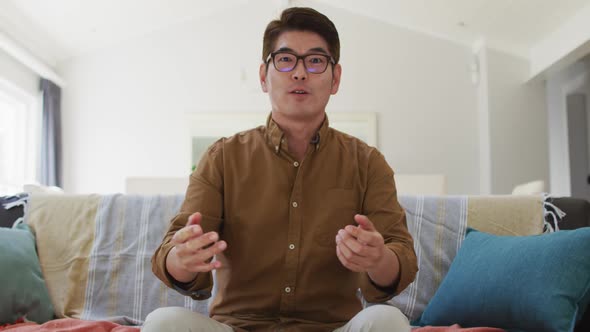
xmin=336 ymin=214 xmax=385 ymax=272
xmin=174 ymin=233 xmax=227 ymax=273
xmin=184 ymin=262 xmax=217 ymax=274
xmin=171 ymin=212 xmax=204 ymax=245
xmin=336 ymin=229 xmax=368 ymax=256
xmin=191 ymin=260 xmax=222 ymax=273
xmin=354 ymin=214 xmax=376 ymax=231
xmin=187 ymin=212 xmax=202 ymax=226
xmin=343 ymin=225 xmax=381 ymax=247
xmin=171 ymin=224 xmax=203 ymax=245
xmin=336 ymin=245 xmax=364 ymax=272
xmin=177 ymin=232 xmax=226 ymax=258
xmin=176 ymin=240 xmax=227 ymax=273
xmin=336 ymin=231 xmax=378 ymax=269
xmin=184 ymin=231 xmax=219 ymax=252
xmin=172 ymin=212 xmax=227 ymax=273
xmin=336 ymin=239 xmax=381 ymax=272
xmin=171 ymin=245 xmax=224 ymax=274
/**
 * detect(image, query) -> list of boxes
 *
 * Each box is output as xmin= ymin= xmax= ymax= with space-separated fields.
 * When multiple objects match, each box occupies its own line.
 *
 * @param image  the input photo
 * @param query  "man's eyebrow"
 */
xmin=275 ymin=47 xmax=329 ymax=54
xmin=276 ymin=47 xmax=295 ymax=53
xmin=308 ymin=47 xmax=329 ymax=54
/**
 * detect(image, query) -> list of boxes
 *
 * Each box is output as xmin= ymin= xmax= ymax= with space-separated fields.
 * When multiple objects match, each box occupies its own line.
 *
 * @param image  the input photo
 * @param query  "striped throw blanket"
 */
xmin=389 ymin=195 xmax=469 ymax=321
xmin=81 ymin=194 xmax=210 ymax=324
xmin=28 ymin=194 xmax=210 ymax=325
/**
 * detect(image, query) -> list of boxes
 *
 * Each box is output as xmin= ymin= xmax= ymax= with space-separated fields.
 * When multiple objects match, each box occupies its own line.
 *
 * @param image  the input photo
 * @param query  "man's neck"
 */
xmin=271 ymin=111 xmax=325 ymax=162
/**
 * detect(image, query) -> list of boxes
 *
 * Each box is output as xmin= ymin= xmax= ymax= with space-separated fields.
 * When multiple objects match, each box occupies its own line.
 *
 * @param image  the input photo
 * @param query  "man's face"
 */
xmin=259 ymin=30 xmax=341 ymax=121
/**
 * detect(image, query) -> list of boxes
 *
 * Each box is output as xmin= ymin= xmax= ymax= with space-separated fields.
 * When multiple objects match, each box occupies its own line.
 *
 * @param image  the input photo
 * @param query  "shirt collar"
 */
xmin=265 ymin=112 xmax=330 ymax=154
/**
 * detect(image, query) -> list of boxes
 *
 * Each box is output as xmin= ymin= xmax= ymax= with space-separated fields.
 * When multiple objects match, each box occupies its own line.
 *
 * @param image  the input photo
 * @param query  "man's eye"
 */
xmin=278 ymin=56 xmax=293 ymax=62
xmin=308 ymin=56 xmax=325 ymax=64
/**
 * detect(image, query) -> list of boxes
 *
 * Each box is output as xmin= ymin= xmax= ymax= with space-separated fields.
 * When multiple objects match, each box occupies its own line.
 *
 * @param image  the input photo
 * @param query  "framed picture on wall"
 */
xmin=186 ymin=112 xmax=377 ymax=169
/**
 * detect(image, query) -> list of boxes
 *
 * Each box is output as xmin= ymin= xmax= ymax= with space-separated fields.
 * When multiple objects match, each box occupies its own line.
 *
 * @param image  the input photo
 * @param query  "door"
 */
xmin=567 ymin=93 xmax=590 ymax=200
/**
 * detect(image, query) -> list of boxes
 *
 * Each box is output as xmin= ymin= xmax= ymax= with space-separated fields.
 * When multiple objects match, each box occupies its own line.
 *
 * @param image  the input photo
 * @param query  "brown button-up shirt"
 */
xmin=152 ymin=114 xmax=418 ymax=331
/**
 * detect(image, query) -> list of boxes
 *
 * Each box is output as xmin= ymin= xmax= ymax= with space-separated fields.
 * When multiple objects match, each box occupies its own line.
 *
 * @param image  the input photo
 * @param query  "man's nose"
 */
xmin=291 ymin=59 xmax=307 ymax=80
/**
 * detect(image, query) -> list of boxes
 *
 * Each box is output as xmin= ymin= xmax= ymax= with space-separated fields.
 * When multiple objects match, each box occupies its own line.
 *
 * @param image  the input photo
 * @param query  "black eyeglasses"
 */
xmin=267 ymin=51 xmax=335 ymax=74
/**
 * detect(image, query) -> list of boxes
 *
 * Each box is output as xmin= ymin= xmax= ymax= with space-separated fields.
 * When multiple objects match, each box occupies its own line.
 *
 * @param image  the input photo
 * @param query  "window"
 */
xmin=0 ymin=79 xmax=40 ymax=195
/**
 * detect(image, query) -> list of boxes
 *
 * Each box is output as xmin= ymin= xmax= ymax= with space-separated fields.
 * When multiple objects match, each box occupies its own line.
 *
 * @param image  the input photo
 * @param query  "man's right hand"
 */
xmin=165 ymin=212 xmax=227 ymax=283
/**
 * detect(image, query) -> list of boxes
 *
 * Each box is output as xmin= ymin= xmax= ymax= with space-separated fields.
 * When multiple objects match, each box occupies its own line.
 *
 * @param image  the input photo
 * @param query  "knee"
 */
xmin=142 ymin=307 xmax=192 ymax=332
xmin=356 ymin=305 xmax=410 ymax=332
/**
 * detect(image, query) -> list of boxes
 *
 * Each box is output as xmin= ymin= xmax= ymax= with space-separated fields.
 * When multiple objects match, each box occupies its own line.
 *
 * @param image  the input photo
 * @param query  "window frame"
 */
xmin=0 ymin=77 xmax=40 ymax=195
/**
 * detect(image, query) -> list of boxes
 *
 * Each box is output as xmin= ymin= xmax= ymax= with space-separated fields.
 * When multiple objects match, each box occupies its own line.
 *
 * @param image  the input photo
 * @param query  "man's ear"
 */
xmin=330 ymin=63 xmax=342 ymax=95
xmin=259 ymin=63 xmax=268 ymax=93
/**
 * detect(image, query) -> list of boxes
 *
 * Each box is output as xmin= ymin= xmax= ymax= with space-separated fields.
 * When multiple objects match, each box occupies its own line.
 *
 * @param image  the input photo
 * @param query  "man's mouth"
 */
xmin=290 ymin=89 xmax=308 ymax=95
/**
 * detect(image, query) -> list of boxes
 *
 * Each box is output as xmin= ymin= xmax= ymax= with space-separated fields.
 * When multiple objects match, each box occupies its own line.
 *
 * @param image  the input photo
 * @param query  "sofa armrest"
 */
xmin=549 ymin=197 xmax=590 ymax=332
xmin=550 ymin=197 xmax=590 ymax=230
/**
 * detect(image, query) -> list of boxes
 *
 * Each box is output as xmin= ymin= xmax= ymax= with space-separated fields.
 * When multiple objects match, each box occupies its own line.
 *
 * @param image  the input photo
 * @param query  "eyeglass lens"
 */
xmin=273 ymin=53 xmax=330 ymax=73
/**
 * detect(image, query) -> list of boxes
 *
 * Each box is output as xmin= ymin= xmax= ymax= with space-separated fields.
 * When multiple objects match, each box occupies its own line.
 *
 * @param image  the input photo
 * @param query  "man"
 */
xmin=144 ymin=7 xmax=417 ymax=332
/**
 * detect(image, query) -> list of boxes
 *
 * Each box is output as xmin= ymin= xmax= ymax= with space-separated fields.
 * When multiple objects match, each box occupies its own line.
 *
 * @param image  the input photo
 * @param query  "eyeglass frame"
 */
xmin=266 ymin=51 xmax=336 ymax=74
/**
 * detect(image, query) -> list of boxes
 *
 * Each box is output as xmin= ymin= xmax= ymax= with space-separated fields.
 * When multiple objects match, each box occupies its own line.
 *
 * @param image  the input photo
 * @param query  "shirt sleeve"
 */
xmin=151 ymin=140 xmax=225 ymax=300
xmin=360 ymin=150 xmax=418 ymax=303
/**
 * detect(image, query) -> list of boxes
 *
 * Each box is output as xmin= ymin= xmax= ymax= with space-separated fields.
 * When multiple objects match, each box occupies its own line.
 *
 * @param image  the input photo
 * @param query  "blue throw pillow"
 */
xmin=414 ymin=228 xmax=590 ymax=332
xmin=0 ymin=223 xmax=54 ymax=324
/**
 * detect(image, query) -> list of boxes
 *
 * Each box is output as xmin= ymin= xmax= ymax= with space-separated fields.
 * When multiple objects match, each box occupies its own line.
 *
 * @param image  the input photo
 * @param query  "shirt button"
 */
xmin=292 ymin=202 xmax=298 ymax=208
xmin=293 ymin=161 xmax=299 ymax=167
xmin=289 ymin=244 xmax=295 ymax=250
xmin=285 ymin=287 xmax=291 ymax=293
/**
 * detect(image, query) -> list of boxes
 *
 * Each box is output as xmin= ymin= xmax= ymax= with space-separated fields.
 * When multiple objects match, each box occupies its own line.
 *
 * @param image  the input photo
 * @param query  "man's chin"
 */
xmin=274 ymin=108 xmax=325 ymax=121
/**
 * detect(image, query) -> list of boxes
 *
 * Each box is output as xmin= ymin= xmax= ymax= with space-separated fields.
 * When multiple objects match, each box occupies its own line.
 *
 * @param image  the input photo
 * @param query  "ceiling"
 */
xmin=323 ymin=0 xmax=589 ymax=56
xmin=0 ymin=0 xmax=588 ymax=66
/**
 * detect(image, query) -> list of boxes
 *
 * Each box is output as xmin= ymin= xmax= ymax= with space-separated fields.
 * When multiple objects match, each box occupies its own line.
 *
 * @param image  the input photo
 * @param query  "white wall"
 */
xmin=58 ymin=0 xmax=276 ymax=194
xmin=318 ymin=1 xmax=480 ymax=195
xmin=0 ymin=48 xmax=38 ymax=96
xmin=59 ymin=1 xmax=542 ymax=195
xmin=487 ymin=49 xmax=549 ymax=194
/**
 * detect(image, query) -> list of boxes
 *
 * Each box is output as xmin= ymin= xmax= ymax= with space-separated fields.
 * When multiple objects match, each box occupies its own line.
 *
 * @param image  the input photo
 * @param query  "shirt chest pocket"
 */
xmin=313 ymin=188 xmax=359 ymax=247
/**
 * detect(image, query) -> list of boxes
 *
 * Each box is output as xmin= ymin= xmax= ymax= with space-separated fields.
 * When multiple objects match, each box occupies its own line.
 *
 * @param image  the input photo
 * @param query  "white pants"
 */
xmin=142 ymin=305 xmax=410 ymax=332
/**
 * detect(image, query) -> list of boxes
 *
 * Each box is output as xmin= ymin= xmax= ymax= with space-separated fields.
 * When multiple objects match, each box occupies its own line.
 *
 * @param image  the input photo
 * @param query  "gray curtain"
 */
xmin=39 ymin=78 xmax=62 ymax=187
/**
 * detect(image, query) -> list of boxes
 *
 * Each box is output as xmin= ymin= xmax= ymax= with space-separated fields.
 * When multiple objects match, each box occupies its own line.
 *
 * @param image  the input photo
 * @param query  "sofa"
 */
xmin=1 ymin=193 xmax=589 ymax=332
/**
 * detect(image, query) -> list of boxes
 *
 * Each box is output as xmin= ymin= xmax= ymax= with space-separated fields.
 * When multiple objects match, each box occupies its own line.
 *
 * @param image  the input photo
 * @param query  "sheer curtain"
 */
xmin=39 ymin=78 xmax=62 ymax=187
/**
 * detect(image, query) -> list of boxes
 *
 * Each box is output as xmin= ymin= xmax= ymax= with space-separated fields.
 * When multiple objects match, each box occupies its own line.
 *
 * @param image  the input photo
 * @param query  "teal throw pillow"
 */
xmin=415 ymin=228 xmax=590 ymax=332
xmin=0 ymin=223 xmax=54 ymax=324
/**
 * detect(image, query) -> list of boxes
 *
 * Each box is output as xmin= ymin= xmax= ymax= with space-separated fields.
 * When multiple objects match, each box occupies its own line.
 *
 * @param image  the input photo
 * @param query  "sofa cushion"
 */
xmin=414 ymin=228 xmax=590 ymax=331
xmin=0 ymin=223 xmax=54 ymax=324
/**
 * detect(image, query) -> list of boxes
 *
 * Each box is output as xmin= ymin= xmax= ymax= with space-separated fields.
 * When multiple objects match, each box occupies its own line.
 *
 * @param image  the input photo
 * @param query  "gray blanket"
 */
xmin=81 ymin=194 xmax=208 ymax=324
xmin=387 ymin=195 xmax=468 ymax=321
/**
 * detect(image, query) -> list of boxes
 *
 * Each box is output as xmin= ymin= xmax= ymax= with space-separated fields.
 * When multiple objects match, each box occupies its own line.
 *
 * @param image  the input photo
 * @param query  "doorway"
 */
xmin=567 ymin=92 xmax=590 ymax=200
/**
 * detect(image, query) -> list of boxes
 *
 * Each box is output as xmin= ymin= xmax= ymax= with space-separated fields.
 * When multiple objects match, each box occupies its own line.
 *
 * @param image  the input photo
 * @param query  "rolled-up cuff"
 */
xmin=361 ymin=244 xmax=418 ymax=302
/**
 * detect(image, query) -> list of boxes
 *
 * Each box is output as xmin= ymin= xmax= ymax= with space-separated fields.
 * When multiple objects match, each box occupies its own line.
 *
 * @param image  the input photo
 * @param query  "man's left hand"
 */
xmin=335 ymin=214 xmax=387 ymax=273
